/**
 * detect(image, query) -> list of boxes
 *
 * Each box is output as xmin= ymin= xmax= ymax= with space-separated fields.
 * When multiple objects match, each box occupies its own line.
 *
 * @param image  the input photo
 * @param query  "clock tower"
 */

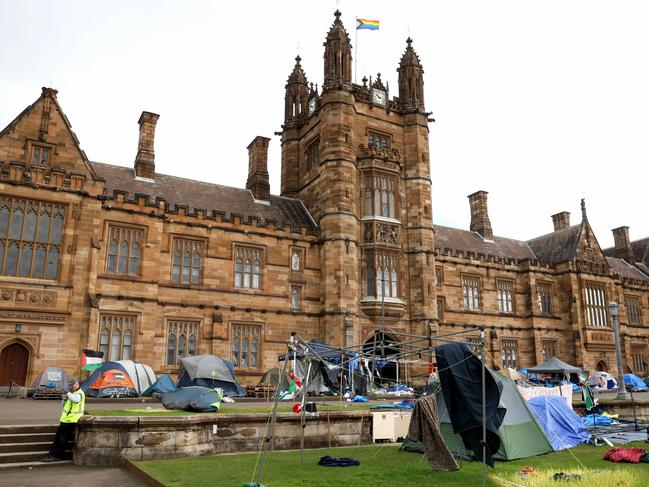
xmin=280 ymin=11 xmax=437 ymax=354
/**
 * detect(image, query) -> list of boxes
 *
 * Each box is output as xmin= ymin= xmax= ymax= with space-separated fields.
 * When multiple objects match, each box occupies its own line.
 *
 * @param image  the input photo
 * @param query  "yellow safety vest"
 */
xmin=59 ymin=389 xmax=85 ymax=424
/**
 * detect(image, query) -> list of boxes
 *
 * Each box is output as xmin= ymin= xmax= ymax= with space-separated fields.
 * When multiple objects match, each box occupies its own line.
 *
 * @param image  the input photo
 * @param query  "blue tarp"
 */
xmin=161 ymin=386 xmax=222 ymax=412
xmin=624 ymin=374 xmax=648 ymax=391
xmin=528 ymin=396 xmax=590 ymax=451
xmin=582 ymin=414 xmax=614 ymax=427
xmin=370 ymin=399 xmax=415 ymax=410
xmin=142 ymin=374 xmax=177 ymax=396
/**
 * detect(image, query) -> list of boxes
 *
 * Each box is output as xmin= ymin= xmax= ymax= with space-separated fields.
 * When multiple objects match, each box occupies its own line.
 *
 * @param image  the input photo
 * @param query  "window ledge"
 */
xmin=360 ymin=216 xmax=401 ymax=225
xmin=360 ymin=297 xmax=406 ymax=318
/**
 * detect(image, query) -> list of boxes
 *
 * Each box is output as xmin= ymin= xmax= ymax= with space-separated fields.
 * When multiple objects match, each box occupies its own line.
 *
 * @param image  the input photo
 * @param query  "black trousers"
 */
xmin=48 ymin=422 xmax=77 ymax=459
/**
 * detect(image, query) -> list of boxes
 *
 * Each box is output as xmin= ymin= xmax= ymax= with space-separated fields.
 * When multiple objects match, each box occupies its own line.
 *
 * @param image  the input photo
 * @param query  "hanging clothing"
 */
xmin=407 ymin=394 xmax=459 ymax=471
xmin=436 ymin=343 xmax=505 ymax=467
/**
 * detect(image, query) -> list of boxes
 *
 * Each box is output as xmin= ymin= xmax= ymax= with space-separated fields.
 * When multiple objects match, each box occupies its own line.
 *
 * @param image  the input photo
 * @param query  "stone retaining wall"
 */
xmin=74 ymin=411 xmax=372 ymax=466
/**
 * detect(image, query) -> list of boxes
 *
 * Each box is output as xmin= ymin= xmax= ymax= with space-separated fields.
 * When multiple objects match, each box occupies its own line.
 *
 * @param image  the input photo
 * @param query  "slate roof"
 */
xmin=606 ymin=257 xmax=649 ymax=282
xmin=91 ymin=162 xmax=317 ymax=232
xmin=525 ymin=225 xmax=582 ymax=265
xmin=433 ymin=225 xmax=536 ymax=260
xmin=603 ymin=237 xmax=649 ymax=275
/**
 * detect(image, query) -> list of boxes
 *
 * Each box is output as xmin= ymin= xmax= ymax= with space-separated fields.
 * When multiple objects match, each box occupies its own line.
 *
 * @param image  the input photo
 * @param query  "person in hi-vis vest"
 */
xmin=41 ymin=379 xmax=85 ymax=462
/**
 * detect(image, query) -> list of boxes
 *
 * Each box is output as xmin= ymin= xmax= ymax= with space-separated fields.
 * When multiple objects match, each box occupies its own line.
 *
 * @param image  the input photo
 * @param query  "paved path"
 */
xmin=0 ymin=465 xmax=143 ymax=487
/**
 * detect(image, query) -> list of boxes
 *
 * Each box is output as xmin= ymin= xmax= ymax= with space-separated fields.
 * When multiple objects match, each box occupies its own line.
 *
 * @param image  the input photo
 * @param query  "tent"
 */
xmin=527 ymin=396 xmax=590 ymax=451
xmin=623 ymin=374 xmax=648 ymax=391
xmin=30 ymin=366 xmax=70 ymax=392
xmin=142 ymin=374 xmax=177 ymax=396
xmin=161 ymin=386 xmax=222 ymax=412
xmin=260 ymin=367 xmax=290 ymax=390
xmin=177 ymin=355 xmax=245 ymax=397
xmin=82 ymin=360 xmax=156 ymax=398
xmin=527 ymin=357 xmax=581 ymax=375
xmin=435 ymin=373 xmax=554 ymax=461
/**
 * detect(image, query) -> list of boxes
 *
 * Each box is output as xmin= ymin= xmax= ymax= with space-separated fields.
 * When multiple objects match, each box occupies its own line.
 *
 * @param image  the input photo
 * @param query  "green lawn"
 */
xmin=88 ymin=403 xmax=370 ymax=416
xmin=134 ymin=442 xmax=649 ymax=487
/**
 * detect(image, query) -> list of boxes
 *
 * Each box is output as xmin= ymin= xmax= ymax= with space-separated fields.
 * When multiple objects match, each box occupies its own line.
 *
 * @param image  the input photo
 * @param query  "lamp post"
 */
xmin=608 ymin=301 xmax=630 ymax=400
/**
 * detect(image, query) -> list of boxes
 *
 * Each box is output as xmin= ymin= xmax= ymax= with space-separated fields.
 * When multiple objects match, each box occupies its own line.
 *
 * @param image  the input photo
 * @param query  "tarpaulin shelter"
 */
xmin=278 ymin=339 xmax=354 ymax=394
xmin=142 ymin=374 xmax=177 ymax=396
xmin=435 ymin=343 xmax=505 ymax=466
xmin=527 ymin=357 xmax=581 ymax=375
xmin=624 ymin=374 xmax=648 ymax=391
xmin=435 ymin=372 xmax=554 ymax=461
xmin=82 ymin=360 xmax=155 ymax=398
xmin=30 ymin=366 xmax=70 ymax=392
xmin=177 ymin=355 xmax=245 ymax=397
xmin=260 ymin=367 xmax=290 ymax=390
xmin=528 ymin=396 xmax=590 ymax=451
xmin=161 ymin=386 xmax=222 ymax=412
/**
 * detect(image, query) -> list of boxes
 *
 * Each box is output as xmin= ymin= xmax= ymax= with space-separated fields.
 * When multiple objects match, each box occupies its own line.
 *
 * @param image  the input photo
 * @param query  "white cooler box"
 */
xmin=371 ymin=410 xmax=412 ymax=442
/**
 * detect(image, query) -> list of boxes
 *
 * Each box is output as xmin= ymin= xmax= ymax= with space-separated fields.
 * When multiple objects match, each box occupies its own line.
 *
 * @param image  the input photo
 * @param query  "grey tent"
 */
xmin=177 ymin=355 xmax=245 ymax=396
xmin=433 ymin=373 xmax=553 ymax=461
xmin=260 ymin=367 xmax=290 ymax=390
xmin=527 ymin=357 xmax=581 ymax=375
xmin=30 ymin=366 xmax=70 ymax=394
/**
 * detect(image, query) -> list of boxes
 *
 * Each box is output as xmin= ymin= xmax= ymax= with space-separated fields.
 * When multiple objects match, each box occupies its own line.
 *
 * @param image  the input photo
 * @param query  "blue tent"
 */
xmin=142 ymin=374 xmax=177 ymax=396
xmin=623 ymin=374 xmax=648 ymax=391
xmin=528 ymin=396 xmax=590 ymax=451
xmin=161 ymin=386 xmax=222 ymax=412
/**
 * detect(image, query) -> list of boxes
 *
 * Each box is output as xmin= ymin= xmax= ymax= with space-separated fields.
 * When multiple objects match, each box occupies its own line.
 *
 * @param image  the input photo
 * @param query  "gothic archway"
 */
xmin=363 ymin=331 xmax=401 ymax=386
xmin=596 ymin=360 xmax=608 ymax=372
xmin=0 ymin=341 xmax=30 ymax=386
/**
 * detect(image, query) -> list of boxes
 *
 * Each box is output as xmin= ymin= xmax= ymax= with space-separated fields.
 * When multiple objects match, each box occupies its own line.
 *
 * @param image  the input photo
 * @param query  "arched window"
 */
xmin=243 ymin=259 xmax=251 ymax=288
xmin=231 ymin=324 xmax=261 ymax=369
xmin=290 ymin=286 xmax=300 ymax=310
xmin=122 ymin=331 xmax=132 ymax=361
xmin=46 ymin=247 xmax=59 ymax=280
xmin=234 ymin=247 xmax=263 ymax=289
xmin=105 ymin=225 xmax=143 ymax=276
xmin=10 ymin=206 xmax=24 ymax=239
xmin=18 ymin=244 xmax=32 ymax=277
xmin=33 ymin=245 xmax=46 ymax=278
xmin=5 ymin=242 xmax=19 ymax=276
xmin=99 ymin=328 xmax=109 ymax=358
xmin=166 ymin=334 xmax=177 ymax=366
xmin=234 ymin=258 xmax=243 ymax=287
xmin=252 ymin=260 xmax=260 ymax=289
xmin=99 ymin=315 xmax=136 ymax=362
xmin=118 ymin=241 xmax=128 ymax=273
xmin=166 ymin=320 xmax=200 ymax=366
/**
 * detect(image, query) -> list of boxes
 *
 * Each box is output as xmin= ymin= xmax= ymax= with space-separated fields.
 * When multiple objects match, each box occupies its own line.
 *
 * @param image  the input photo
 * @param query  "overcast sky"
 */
xmin=1 ymin=1 xmax=648 ymax=248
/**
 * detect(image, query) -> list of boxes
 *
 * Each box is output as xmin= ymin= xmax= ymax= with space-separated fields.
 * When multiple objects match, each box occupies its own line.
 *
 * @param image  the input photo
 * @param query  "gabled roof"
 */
xmin=525 ymin=225 xmax=581 ymax=265
xmin=0 ymin=88 xmax=100 ymax=180
xmin=606 ymin=256 xmax=649 ymax=282
xmin=91 ymin=162 xmax=317 ymax=232
xmin=434 ymin=224 xmax=535 ymax=260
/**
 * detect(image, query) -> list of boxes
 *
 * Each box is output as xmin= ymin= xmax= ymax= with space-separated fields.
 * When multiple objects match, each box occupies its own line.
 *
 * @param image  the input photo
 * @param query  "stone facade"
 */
xmin=1 ymin=11 xmax=649 ymax=388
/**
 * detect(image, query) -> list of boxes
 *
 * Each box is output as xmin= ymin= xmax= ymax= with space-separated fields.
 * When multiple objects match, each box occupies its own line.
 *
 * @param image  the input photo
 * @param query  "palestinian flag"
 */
xmin=279 ymin=373 xmax=303 ymax=400
xmin=82 ymin=349 xmax=104 ymax=371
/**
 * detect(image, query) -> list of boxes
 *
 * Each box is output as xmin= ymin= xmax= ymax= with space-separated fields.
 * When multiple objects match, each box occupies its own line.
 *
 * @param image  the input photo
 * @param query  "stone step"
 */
xmin=0 ymin=424 xmax=58 ymax=435
xmin=0 ymin=450 xmax=51 ymax=464
xmin=0 ymin=433 xmax=55 ymax=444
xmin=0 ymin=460 xmax=73 ymax=470
xmin=0 ymin=442 xmax=52 ymax=454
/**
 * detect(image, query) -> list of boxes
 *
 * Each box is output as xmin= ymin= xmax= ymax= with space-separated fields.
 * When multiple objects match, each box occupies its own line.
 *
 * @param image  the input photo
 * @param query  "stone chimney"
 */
xmin=551 ymin=211 xmax=571 ymax=231
xmin=468 ymin=190 xmax=493 ymax=240
xmin=612 ymin=226 xmax=635 ymax=262
xmin=246 ymin=136 xmax=271 ymax=201
xmin=134 ymin=111 xmax=159 ymax=179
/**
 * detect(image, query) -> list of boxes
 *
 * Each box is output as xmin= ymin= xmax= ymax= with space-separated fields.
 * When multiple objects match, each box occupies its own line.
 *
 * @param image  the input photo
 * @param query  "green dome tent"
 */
xmin=406 ymin=373 xmax=553 ymax=461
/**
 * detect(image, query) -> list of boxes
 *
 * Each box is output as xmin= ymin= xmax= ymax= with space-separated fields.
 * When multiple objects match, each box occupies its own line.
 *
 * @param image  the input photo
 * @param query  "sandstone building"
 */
xmin=1 ymin=11 xmax=648 ymax=388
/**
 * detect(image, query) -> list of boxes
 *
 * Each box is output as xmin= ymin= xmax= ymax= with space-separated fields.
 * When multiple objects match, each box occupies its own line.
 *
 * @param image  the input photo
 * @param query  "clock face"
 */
xmin=308 ymin=98 xmax=316 ymax=115
xmin=372 ymin=89 xmax=386 ymax=106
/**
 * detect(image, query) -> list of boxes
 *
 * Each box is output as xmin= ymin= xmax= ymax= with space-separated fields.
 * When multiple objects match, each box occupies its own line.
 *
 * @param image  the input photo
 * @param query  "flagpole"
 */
xmin=354 ymin=17 xmax=358 ymax=84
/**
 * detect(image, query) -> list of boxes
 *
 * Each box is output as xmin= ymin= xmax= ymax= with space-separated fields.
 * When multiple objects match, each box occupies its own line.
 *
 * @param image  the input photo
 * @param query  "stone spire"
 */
xmin=284 ymin=55 xmax=309 ymax=127
xmin=323 ymin=10 xmax=352 ymax=89
xmin=397 ymin=37 xmax=425 ymax=112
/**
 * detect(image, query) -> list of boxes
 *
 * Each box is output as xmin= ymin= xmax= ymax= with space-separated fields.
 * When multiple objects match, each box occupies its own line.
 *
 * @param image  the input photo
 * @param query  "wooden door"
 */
xmin=0 ymin=342 xmax=29 ymax=386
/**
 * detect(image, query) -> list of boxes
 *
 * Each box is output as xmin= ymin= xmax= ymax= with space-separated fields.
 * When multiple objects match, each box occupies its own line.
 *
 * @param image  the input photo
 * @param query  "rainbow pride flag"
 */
xmin=357 ymin=18 xmax=379 ymax=30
